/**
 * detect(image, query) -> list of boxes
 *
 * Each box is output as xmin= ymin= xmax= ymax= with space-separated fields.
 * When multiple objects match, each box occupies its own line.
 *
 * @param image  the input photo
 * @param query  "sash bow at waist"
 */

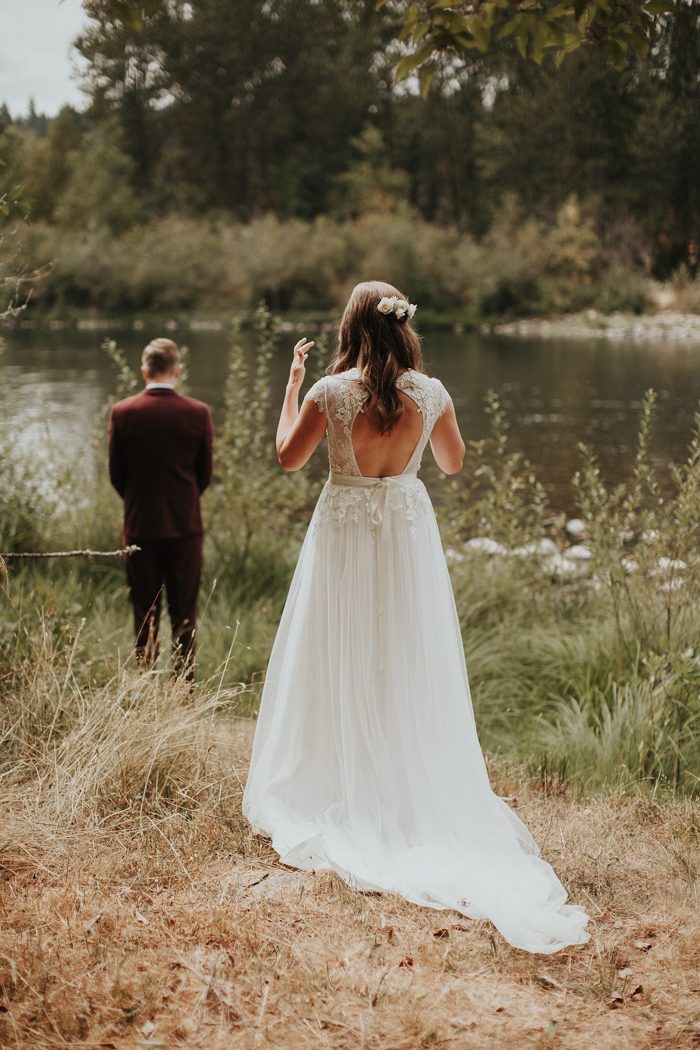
xmin=329 ymin=471 xmax=419 ymax=526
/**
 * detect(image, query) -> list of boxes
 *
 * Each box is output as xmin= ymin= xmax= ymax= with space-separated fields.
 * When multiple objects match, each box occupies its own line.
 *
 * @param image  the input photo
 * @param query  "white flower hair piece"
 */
xmin=377 ymin=295 xmax=417 ymax=321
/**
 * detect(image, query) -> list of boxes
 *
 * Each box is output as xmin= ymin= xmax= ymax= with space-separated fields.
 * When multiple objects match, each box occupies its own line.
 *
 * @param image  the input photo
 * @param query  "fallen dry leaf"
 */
xmin=450 ymin=1016 xmax=475 ymax=1030
xmin=630 ymin=985 xmax=644 ymax=1000
xmin=537 ymin=973 xmax=563 ymax=991
xmin=84 ymin=911 xmax=103 ymax=934
xmin=135 ymin=910 xmax=150 ymax=925
xmin=609 ymin=994 xmax=625 ymax=1010
xmin=433 ymin=928 xmax=450 ymax=939
xmin=634 ymin=940 xmax=653 ymax=952
xmin=617 ymin=967 xmax=633 ymax=979
xmin=398 ymin=956 xmax=413 ymax=968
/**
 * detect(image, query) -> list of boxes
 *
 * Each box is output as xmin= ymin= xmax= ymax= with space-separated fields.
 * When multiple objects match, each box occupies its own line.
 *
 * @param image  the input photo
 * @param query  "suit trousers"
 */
xmin=125 ymin=533 xmax=203 ymax=678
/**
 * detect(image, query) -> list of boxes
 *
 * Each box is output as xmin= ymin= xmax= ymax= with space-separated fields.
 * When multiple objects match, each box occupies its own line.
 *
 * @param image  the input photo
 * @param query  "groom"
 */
xmin=108 ymin=338 xmax=214 ymax=679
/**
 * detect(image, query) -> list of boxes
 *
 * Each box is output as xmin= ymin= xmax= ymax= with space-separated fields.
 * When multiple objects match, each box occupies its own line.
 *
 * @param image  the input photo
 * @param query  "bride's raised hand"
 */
xmin=288 ymin=337 xmax=314 ymax=391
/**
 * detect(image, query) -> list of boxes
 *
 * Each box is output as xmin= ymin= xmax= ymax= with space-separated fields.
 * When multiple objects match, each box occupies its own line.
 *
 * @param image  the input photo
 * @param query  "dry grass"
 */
xmin=2 ymin=714 xmax=699 ymax=1050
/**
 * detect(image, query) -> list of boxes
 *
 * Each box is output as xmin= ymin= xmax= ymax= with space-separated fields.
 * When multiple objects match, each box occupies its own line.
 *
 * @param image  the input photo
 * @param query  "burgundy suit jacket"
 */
xmin=108 ymin=388 xmax=214 ymax=538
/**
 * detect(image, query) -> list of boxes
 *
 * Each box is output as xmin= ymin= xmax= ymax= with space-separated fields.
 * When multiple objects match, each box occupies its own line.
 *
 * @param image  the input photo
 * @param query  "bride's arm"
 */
xmin=430 ymin=400 xmax=465 ymax=475
xmin=276 ymin=338 xmax=327 ymax=471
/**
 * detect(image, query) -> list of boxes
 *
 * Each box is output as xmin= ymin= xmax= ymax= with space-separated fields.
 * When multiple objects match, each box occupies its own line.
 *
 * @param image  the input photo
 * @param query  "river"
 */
xmin=1 ymin=321 xmax=698 ymax=511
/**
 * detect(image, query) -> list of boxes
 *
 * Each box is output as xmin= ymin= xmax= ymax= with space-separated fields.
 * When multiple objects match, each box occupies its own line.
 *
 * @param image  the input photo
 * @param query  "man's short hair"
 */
xmin=142 ymin=338 xmax=180 ymax=377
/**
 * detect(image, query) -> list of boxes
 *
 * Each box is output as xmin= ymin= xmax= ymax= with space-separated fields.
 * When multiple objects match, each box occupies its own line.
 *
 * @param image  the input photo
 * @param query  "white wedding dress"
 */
xmin=243 ymin=367 xmax=590 ymax=954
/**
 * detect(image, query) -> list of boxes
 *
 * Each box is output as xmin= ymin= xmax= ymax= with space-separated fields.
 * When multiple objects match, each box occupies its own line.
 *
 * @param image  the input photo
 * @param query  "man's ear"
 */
xmin=141 ymin=365 xmax=151 ymax=382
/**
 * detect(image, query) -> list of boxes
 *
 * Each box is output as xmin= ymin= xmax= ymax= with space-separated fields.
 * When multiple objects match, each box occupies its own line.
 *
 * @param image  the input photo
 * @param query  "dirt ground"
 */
xmin=2 ymin=727 xmax=699 ymax=1049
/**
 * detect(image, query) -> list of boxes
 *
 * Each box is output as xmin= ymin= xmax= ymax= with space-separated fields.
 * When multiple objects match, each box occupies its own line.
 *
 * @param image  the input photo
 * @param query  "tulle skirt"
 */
xmin=242 ymin=473 xmax=590 ymax=954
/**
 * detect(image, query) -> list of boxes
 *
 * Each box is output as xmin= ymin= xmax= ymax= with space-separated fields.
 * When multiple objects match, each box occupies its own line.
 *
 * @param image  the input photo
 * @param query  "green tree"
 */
xmin=76 ymin=0 xmax=381 ymax=219
xmin=629 ymin=4 xmax=700 ymax=273
xmin=55 ymin=121 xmax=141 ymax=232
xmin=19 ymin=106 xmax=84 ymax=221
xmin=474 ymin=46 xmax=641 ymax=223
xmin=0 ymin=126 xmax=27 ymax=219
xmin=331 ymin=123 xmax=411 ymax=218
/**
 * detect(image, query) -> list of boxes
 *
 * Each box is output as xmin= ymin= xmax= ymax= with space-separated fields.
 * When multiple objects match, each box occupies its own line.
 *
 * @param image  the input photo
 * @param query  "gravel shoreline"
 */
xmin=491 ymin=309 xmax=700 ymax=342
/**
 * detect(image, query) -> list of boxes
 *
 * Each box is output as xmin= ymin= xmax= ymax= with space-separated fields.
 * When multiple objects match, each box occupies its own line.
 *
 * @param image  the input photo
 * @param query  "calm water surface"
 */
xmin=2 ymin=323 xmax=698 ymax=511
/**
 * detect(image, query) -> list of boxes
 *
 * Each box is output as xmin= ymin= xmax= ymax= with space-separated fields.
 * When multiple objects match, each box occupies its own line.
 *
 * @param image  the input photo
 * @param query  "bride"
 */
xmin=243 ymin=280 xmax=590 ymax=954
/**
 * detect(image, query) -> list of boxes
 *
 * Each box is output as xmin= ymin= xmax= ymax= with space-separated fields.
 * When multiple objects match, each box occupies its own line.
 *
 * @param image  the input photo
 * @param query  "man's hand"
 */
xmin=288 ymin=337 xmax=314 ymax=391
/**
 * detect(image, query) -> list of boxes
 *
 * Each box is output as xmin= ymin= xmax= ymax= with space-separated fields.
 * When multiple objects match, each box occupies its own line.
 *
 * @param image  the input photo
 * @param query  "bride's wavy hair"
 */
xmin=329 ymin=280 xmax=423 ymax=433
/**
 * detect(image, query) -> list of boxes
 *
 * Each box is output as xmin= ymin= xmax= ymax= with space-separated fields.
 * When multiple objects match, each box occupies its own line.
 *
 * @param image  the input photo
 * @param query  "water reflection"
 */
xmin=2 ymin=324 xmax=698 ymax=511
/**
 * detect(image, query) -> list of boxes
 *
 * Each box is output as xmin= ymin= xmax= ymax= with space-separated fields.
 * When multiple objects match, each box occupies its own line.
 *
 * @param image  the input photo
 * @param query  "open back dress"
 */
xmin=242 ymin=367 xmax=590 ymax=954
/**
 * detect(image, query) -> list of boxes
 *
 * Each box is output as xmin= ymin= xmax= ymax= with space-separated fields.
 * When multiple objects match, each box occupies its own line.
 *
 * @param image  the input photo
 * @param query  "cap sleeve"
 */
xmin=303 ymin=376 xmax=328 ymax=413
xmin=433 ymin=377 xmax=452 ymax=417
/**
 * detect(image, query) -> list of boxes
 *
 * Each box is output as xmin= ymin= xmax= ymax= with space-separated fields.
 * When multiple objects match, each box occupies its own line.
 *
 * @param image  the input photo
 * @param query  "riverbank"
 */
xmin=6 ymin=307 xmax=700 ymax=344
xmin=1 ymin=307 xmax=467 ymax=335
xmin=6 ymin=300 xmax=700 ymax=344
xmin=492 ymin=309 xmax=700 ymax=343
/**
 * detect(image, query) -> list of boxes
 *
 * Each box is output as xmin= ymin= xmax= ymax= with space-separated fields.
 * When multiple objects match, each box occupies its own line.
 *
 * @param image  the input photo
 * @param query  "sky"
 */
xmin=0 ymin=0 xmax=89 ymax=117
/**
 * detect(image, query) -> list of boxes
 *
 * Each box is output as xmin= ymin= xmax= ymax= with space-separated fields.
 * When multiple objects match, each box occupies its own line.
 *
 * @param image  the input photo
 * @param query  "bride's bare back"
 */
xmin=351 ymin=391 xmax=424 ymax=477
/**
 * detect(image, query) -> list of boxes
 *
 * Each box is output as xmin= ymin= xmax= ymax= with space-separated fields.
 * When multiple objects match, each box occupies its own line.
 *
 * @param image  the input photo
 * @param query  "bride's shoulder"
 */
xmin=401 ymin=370 xmax=452 ymax=414
xmin=303 ymin=369 xmax=359 ymax=411
xmin=332 ymin=367 xmax=361 ymax=381
xmin=402 ymin=368 xmax=448 ymax=391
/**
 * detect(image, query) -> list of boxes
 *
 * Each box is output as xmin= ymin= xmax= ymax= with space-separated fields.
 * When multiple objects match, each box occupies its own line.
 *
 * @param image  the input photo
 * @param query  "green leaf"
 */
xmin=497 ymin=16 xmax=521 ymax=40
xmin=543 ymin=27 xmax=565 ymax=49
xmin=395 ymin=42 xmax=434 ymax=81
xmin=420 ymin=61 xmax=438 ymax=98
xmin=515 ymin=18 xmax=530 ymax=59
xmin=531 ymin=21 xmax=549 ymax=63
xmin=644 ymin=0 xmax=676 ymax=13
xmin=446 ymin=12 xmax=471 ymax=36
xmin=605 ymin=38 xmax=626 ymax=70
xmin=411 ymin=21 xmax=431 ymax=44
xmin=480 ymin=2 xmax=498 ymax=27
xmin=404 ymin=5 xmax=418 ymax=30
xmin=467 ymin=15 xmax=491 ymax=52
xmin=546 ymin=3 xmax=574 ymax=19
xmin=562 ymin=30 xmax=583 ymax=51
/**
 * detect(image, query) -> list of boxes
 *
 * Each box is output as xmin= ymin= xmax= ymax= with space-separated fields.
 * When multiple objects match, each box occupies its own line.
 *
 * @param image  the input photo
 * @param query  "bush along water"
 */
xmin=12 ymin=199 xmax=667 ymax=322
xmin=0 ymin=317 xmax=698 ymax=797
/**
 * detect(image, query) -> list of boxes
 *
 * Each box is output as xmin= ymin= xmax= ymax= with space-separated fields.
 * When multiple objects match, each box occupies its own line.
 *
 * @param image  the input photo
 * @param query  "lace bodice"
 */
xmin=303 ymin=367 xmax=451 ymax=478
